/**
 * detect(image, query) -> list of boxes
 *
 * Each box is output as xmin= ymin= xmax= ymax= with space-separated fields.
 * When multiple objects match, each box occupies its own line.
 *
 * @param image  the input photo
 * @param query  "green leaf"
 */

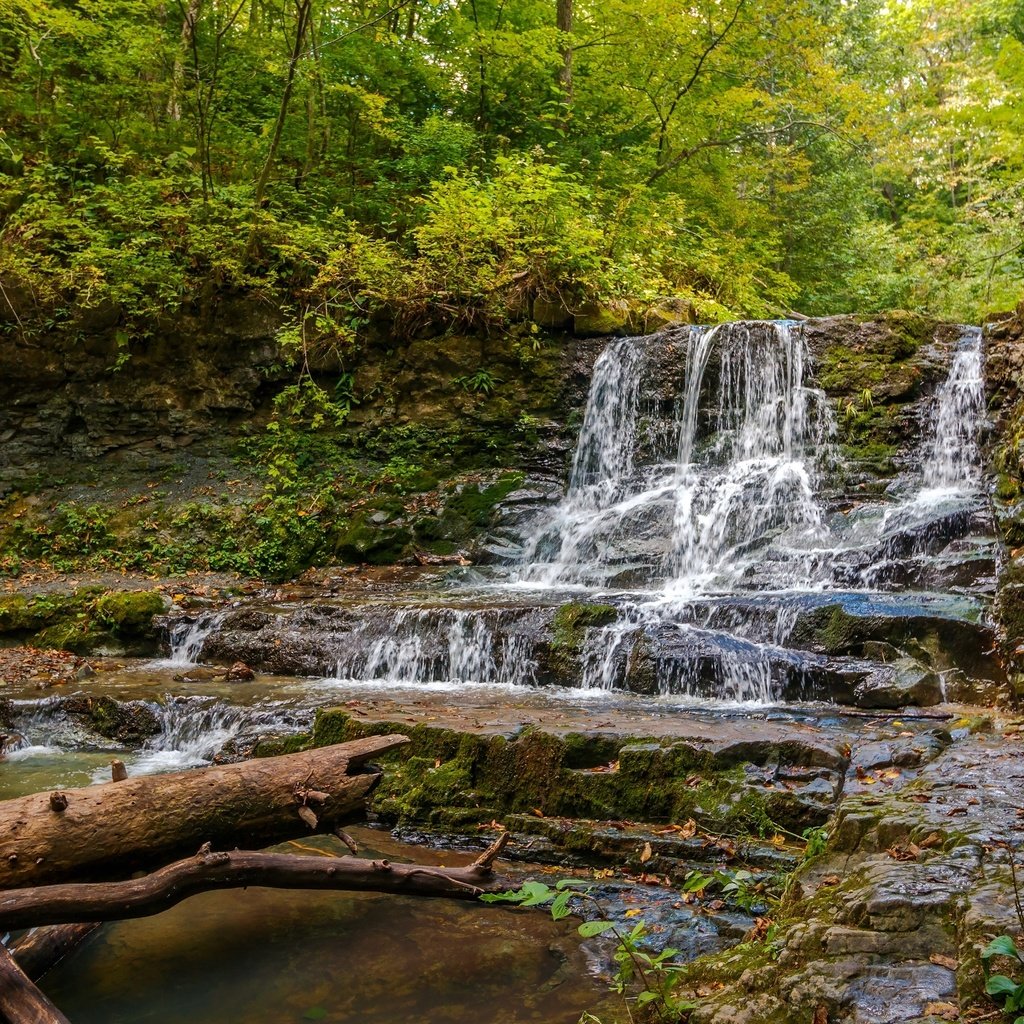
xmin=550 ymin=890 xmax=573 ymax=921
xmin=578 ymin=920 xmax=616 ymax=938
xmin=985 ymin=974 xmax=1022 ymax=998
xmin=518 ymin=881 xmax=555 ymax=908
xmin=982 ymin=935 xmax=1021 ymax=960
xmin=555 ymin=878 xmax=592 ymax=890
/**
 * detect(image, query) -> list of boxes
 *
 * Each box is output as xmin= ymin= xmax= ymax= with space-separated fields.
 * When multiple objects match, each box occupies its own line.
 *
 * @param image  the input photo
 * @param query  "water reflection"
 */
xmin=40 ymin=831 xmax=609 ymax=1024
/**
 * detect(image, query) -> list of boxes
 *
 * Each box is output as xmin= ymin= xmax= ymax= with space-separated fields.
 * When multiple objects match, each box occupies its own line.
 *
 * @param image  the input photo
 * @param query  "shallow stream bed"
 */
xmin=33 ymin=828 xmax=612 ymax=1024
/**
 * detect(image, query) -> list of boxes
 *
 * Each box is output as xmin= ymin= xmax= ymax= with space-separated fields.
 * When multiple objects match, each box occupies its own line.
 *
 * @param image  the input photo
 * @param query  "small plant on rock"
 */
xmin=482 ymin=879 xmax=696 ymax=1021
xmin=981 ymin=849 xmax=1024 ymax=1023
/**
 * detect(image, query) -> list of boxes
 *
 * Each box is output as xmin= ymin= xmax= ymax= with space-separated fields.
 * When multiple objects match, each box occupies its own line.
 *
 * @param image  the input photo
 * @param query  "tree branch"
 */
xmin=0 ymin=841 xmax=512 ymax=931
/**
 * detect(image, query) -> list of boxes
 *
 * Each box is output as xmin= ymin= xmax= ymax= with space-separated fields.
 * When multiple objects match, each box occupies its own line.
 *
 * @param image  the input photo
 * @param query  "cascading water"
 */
xmin=166 ymin=611 xmax=226 ymax=666
xmin=332 ymin=608 xmax=538 ymax=688
xmin=921 ymin=327 xmax=985 ymax=494
xmin=516 ymin=322 xmax=834 ymax=593
xmin=123 ymin=697 xmax=306 ymax=776
xmin=517 ymin=333 xmax=660 ymax=586
xmin=152 ymin=320 xmax=998 ymax=708
xmin=859 ymin=327 xmax=988 ymax=588
xmin=667 ymin=322 xmax=833 ymax=592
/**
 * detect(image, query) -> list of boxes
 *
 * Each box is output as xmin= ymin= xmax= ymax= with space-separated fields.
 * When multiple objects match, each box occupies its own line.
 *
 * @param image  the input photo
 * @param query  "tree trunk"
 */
xmin=0 ymin=836 xmax=511 ymax=930
xmin=250 ymin=0 xmax=312 ymax=225
xmin=556 ymin=0 xmax=573 ymax=105
xmin=0 ymin=943 xmax=69 ymax=1024
xmin=167 ymin=0 xmax=202 ymax=121
xmin=0 ymin=736 xmax=408 ymax=889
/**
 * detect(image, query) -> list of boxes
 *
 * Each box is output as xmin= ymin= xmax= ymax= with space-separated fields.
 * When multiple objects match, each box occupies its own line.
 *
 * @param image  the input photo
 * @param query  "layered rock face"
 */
xmin=983 ymin=302 xmax=1024 ymax=690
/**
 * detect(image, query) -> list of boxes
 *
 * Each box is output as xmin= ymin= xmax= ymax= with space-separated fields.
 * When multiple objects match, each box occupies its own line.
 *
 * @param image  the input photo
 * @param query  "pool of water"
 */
xmin=38 ymin=830 xmax=612 ymax=1024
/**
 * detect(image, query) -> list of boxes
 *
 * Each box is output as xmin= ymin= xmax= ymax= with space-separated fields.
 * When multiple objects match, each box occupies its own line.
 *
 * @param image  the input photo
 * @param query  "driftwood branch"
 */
xmin=0 ymin=735 xmax=409 ymax=888
xmin=0 ymin=941 xmax=70 ymax=1024
xmin=0 ymin=839 xmax=511 ymax=931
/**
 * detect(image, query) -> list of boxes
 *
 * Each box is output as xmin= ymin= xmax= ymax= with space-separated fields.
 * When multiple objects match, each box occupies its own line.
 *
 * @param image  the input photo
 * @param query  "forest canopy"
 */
xmin=0 ymin=0 xmax=1022 ymax=338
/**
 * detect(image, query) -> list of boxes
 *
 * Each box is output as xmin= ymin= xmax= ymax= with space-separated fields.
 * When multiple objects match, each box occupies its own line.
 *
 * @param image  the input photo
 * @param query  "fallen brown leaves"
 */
xmin=922 ymin=1002 xmax=958 ymax=1020
xmin=654 ymin=818 xmax=697 ymax=839
xmin=886 ymin=842 xmax=920 ymax=861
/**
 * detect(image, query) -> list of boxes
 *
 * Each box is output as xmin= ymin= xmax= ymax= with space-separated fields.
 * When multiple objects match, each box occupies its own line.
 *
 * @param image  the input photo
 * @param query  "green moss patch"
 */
xmin=291 ymin=708 xmax=831 ymax=836
xmin=0 ymin=587 xmax=166 ymax=653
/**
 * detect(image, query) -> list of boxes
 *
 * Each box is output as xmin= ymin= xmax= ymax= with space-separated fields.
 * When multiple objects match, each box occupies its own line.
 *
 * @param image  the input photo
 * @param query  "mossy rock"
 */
xmin=446 ymin=473 xmax=525 ymax=527
xmin=61 ymin=694 xmax=162 ymax=745
xmin=552 ymin=602 xmax=618 ymax=651
xmin=0 ymin=595 xmax=49 ymax=633
xmin=95 ymin=590 xmax=166 ymax=635
xmin=333 ymin=514 xmax=413 ymax=565
xmin=33 ymin=622 xmax=114 ymax=654
xmin=573 ymin=300 xmax=629 ymax=336
xmin=300 ymin=708 xmax=816 ymax=834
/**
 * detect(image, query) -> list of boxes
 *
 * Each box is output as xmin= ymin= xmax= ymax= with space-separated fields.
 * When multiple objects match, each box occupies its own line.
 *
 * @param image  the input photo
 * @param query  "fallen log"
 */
xmin=0 ymin=735 xmax=408 ymax=888
xmin=0 ymin=942 xmax=69 ymax=1024
xmin=8 ymin=925 xmax=100 ymax=982
xmin=0 ymin=835 xmax=512 ymax=930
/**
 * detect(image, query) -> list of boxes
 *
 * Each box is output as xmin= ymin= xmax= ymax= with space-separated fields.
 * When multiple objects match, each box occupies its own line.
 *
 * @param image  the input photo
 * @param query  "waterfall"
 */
xmin=151 ymin=319 xmax=995 ymax=711
xmin=332 ymin=608 xmax=538 ymax=687
xmin=921 ymin=327 xmax=985 ymax=494
xmin=166 ymin=611 xmax=226 ymax=666
xmin=668 ymin=322 xmax=832 ymax=591
xmin=517 ymin=333 xmax=666 ymax=586
xmin=517 ymin=321 xmax=833 ymax=592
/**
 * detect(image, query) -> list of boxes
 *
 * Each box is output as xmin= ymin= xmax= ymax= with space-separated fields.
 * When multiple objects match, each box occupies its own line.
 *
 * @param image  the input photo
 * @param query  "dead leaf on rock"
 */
xmin=886 ymin=842 xmax=920 ymax=861
xmin=919 ymin=832 xmax=943 ymax=849
xmin=477 ymin=819 xmax=507 ymax=832
xmin=929 ymin=954 xmax=958 ymax=970
xmin=922 ymin=1002 xmax=958 ymax=1020
xmin=297 ymin=805 xmax=318 ymax=829
xmin=640 ymin=841 xmax=653 ymax=863
xmin=813 ymin=1003 xmax=829 ymax=1024
xmin=653 ymin=818 xmax=697 ymax=839
xmin=820 ymin=874 xmax=841 ymax=886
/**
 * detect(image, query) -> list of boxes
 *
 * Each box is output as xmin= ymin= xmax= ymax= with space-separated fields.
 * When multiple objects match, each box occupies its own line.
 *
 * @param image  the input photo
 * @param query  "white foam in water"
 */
xmin=85 ymin=697 xmax=299 ymax=782
xmin=5 ymin=744 xmax=62 ymax=761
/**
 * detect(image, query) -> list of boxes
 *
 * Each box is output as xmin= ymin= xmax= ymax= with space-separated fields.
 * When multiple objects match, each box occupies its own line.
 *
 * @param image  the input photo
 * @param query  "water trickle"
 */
xmin=921 ymin=327 xmax=985 ymax=493
xmin=167 ymin=611 xmax=226 ymax=666
xmin=333 ymin=608 xmax=538 ymax=688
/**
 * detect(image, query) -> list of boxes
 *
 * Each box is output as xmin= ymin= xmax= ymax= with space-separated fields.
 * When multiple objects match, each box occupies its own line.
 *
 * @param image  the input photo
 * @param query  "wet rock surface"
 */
xmin=685 ymin=730 xmax=1024 ymax=1024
